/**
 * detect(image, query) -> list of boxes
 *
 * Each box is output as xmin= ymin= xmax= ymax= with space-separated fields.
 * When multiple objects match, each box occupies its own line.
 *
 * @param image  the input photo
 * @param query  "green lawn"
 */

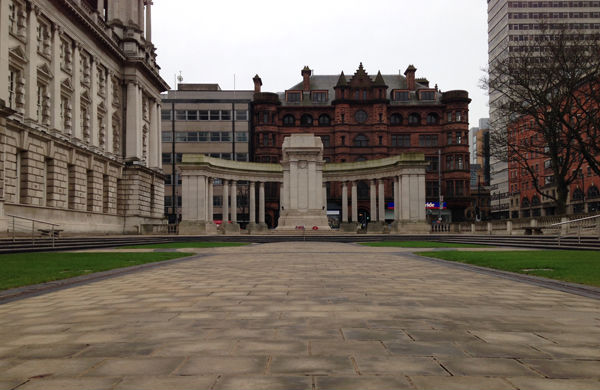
xmin=0 ymin=252 xmax=192 ymax=291
xmin=360 ymin=241 xmax=488 ymax=248
xmin=121 ymin=242 xmax=250 ymax=249
xmin=418 ymin=250 xmax=600 ymax=287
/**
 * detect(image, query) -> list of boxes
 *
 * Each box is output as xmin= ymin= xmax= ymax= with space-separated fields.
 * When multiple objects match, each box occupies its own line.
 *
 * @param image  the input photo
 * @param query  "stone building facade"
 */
xmin=252 ymin=64 xmax=471 ymax=226
xmin=0 ymin=0 xmax=168 ymax=234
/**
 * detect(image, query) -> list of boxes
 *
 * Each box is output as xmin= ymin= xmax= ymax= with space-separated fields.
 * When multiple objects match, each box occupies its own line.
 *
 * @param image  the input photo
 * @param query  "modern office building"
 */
xmin=252 ymin=64 xmax=472 ymax=226
xmin=487 ymin=0 xmax=600 ymax=219
xmin=160 ymin=84 xmax=253 ymax=224
xmin=0 ymin=0 xmax=168 ymax=234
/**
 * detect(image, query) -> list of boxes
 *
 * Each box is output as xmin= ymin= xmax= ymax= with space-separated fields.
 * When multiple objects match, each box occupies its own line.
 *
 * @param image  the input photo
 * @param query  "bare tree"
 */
xmin=483 ymin=24 xmax=600 ymax=215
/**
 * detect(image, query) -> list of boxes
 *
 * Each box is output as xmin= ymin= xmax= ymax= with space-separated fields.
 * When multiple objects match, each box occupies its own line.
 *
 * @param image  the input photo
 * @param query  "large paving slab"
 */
xmin=0 ymin=242 xmax=599 ymax=389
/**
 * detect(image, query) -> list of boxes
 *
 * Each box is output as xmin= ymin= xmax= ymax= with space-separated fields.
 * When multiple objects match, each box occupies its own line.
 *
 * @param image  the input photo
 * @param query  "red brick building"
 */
xmin=252 ymin=64 xmax=471 ymax=226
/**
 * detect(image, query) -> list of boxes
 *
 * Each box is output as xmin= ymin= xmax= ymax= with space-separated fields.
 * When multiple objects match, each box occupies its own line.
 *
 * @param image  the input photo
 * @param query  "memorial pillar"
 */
xmin=249 ymin=181 xmax=256 ymax=224
xmin=342 ymin=182 xmax=348 ymax=223
xmin=222 ymin=180 xmax=229 ymax=222
xmin=259 ymin=182 xmax=265 ymax=224
xmin=230 ymin=180 xmax=237 ymax=223
xmin=394 ymin=176 xmax=400 ymax=221
xmin=378 ymin=179 xmax=385 ymax=222
xmin=370 ymin=180 xmax=377 ymax=222
xmin=322 ymin=183 xmax=327 ymax=211
xmin=351 ymin=181 xmax=358 ymax=223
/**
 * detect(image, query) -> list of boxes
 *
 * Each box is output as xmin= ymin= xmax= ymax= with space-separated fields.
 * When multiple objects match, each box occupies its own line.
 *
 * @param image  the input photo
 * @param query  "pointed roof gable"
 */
xmin=335 ymin=71 xmax=348 ymax=87
xmin=373 ymin=71 xmax=387 ymax=87
xmin=349 ymin=63 xmax=374 ymax=88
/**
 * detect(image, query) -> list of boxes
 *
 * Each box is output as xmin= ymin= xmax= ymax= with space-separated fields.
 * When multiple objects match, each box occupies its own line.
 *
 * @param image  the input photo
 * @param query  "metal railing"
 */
xmin=551 ymin=214 xmax=600 ymax=245
xmin=6 ymin=214 xmax=61 ymax=248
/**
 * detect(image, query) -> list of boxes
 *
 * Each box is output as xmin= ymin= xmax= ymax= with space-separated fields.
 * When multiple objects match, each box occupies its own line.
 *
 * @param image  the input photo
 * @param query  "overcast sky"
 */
xmin=153 ymin=0 xmax=489 ymax=128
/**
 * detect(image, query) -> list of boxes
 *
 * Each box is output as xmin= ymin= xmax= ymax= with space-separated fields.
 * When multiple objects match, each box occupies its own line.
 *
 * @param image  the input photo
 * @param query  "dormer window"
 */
xmin=286 ymin=91 xmax=301 ymax=102
xmin=311 ymin=91 xmax=328 ymax=103
xmin=392 ymin=90 xmax=409 ymax=102
xmin=420 ymin=90 xmax=436 ymax=101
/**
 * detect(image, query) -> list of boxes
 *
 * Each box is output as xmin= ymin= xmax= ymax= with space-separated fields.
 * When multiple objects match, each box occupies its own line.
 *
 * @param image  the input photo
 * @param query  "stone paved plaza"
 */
xmin=1 ymin=242 xmax=599 ymax=390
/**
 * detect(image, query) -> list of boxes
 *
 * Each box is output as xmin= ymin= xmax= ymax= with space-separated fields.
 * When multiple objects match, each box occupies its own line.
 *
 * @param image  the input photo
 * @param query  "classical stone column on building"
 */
xmin=230 ymin=180 xmax=237 ymax=223
xmin=125 ymin=81 xmax=141 ymax=159
xmin=138 ymin=0 xmax=144 ymax=29
xmin=105 ymin=70 xmax=113 ymax=153
xmin=401 ymin=174 xmax=410 ymax=220
xmin=351 ymin=181 xmax=358 ymax=223
xmin=145 ymin=0 xmax=152 ymax=42
xmin=90 ymin=56 xmax=98 ymax=146
xmin=370 ymin=180 xmax=377 ymax=222
xmin=0 ymin=0 xmax=10 ymax=103
xmin=149 ymin=99 xmax=159 ymax=168
xmin=259 ymin=182 xmax=265 ymax=224
xmin=378 ymin=179 xmax=385 ymax=222
xmin=24 ymin=4 xmax=39 ymax=122
xmin=207 ymin=178 xmax=213 ymax=223
xmin=409 ymin=175 xmax=420 ymax=220
xmin=72 ymin=42 xmax=81 ymax=138
xmin=50 ymin=25 xmax=62 ymax=131
xmin=249 ymin=181 xmax=256 ymax=223
xmin=342 ymin=182 xmax=348 ymax=223
xmin=222 ymin=179 xmax=229 ymax=223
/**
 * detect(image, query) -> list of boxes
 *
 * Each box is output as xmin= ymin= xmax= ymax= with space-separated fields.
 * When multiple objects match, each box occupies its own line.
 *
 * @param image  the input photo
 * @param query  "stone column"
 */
xmin=72 ymin=42 xmax=81 ymax=139
xmin=230 ymin=180 xmax=237 ymax=223
xmin=322 ymin=183 xmax=327 ymax=212
xmin=24 ymin=4 xmax=39 ymax=122
xmin=105 ymin=70 xmax=113 ymax=153
xmin=342 ymin=182 xmax=348 ymax=223
xmin=418 ymin=174 xmax=426 ymax=221
xmin=0 ymin=0 xmax=9 ymax=103
xmin=145 ymin=0 xmax=152 ymax=42
xmin=401 ymin=175 xmax=410 ymax=220
xmin=156 ymin=102 xmax=162 ymax=169
xmin=90 ymin=56 xmax=98 ymax=146
xmin=249 ymin=181 xmax=256 ymax=223
xmin=378 ymin=179 xmax=385 ymax=222
xmin=207 ymin=178 xmax=213 ymax=223
xmin=370 ymin=180 xmax=377 ymax=222
xmin=125 ymin=81 xmax=141 ymax=159
xmin=259 ymin=182 xmax=265 ymax=224
xmin=50 ymin=25 xmax=62 ymax=131
xmin=351 ymin=181 xmax=358 ymax=223
xmin=149 ymin=99 xmax=158 ymax=167
xmin=222 ymin=180 xmax=229 ymax=222
xmin=394 ymin=176 xmax=400 ymax=221
xmin=138 ymin=0 xmax=144 ymax=29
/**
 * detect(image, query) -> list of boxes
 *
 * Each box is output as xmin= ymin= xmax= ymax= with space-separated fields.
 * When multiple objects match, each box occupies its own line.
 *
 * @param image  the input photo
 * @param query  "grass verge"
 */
xmin=418 ymin=250 xmax=600 ymax=287
xmin=361 ymin=241 xmax=488 ymax=248
xmin=120 ymin=242 xmax=250 ymax=249
xmin=0 ymin=252 xmax=192 ymax=291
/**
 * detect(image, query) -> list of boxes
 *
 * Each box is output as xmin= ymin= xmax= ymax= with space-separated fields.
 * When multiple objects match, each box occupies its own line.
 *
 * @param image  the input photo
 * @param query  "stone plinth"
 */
xmin=278 ymin=135 xmax=330 ymax=231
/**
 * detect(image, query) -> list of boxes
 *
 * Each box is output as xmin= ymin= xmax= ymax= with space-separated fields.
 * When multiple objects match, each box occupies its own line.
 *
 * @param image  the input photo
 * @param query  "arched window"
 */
xmin=282 ymin=114 xmax=295 ymax=126
xmin=588 ymin=185 xmax=599 ymax=199
xmin=522 ymin=197 xmax=530 ymax=208
xmin=353 ymin=134 xmax=369 ymax=147
xmin=390 ymin=113 xmax=402 ymax=125
xmin=531 ymin=195 xmax=540 ymax=206
xmin=426 ymin=113 xmax=439 ymax=125
xmin=573 ymin=188 xmax=584 ymax=201
xmin=300 ymin=114 xmax=313 ymax=126
xmin=408 ymin=113 xmax=420 ymax=125
xmin=318 ymin=114 xmax=331 ymax=126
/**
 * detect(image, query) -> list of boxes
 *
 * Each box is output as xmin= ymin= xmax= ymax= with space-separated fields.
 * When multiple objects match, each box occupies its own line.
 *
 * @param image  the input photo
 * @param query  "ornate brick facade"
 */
xmin=253 ymin=64 xmax=472 ymax=225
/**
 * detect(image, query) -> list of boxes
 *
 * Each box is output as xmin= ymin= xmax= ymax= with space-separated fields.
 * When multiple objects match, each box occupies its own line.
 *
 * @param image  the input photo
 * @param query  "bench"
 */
xmin=524 ymin=227 xmax=543 ymax=235
xmin=38 ymin=229 xmax=63 ymax=237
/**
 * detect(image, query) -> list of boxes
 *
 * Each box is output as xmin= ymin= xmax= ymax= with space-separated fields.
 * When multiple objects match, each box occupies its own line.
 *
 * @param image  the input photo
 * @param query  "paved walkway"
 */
xmin=1 ymin=242 xmax=599 ymax=390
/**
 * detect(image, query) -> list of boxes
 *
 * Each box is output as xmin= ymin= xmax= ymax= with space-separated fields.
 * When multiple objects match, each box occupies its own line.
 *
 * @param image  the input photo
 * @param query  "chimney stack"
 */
xmin=253 ymin=74 xmax=262 ymax=93
xmin=301 ymin=66 xmax=312 ymax=91
xmin=404 ymin=65 xmax=417 ymax=91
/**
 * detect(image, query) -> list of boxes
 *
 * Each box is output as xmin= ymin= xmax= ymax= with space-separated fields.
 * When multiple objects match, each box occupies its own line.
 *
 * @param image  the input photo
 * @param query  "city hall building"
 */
xmin=0 ymin=0 xmax=168 ymax=234
xmin=252 ymin=64 xmax=471 ymax=226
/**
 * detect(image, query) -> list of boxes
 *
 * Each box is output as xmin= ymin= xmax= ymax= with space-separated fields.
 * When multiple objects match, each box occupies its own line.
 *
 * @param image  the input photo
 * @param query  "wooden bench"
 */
xmin=38 ymin=229 xmax=63 ymax=237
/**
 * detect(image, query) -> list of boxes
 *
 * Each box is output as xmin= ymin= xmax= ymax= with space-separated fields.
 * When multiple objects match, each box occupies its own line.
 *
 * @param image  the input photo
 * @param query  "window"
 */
xmin=300 ymin=114 xmax=313 ymax=126
xmin=213 ymin=196 xmax=223 ymax=207
xmin=341 ymin=136 xmax=346 ymax=146
xmin=210 ymin=132 xmax=221 ymax=142
xmin=426 ymin=113 xmax=439 ymax=125
xmin=390 ymin=113 xmax=402 ymax=125
xmin=456 ymin=132 xmax=462 ymax=144
xmin=221 ymin=132 xmax=231 ymax=142
xmin=446 ymin=155 xmax=454 ymax=170
xmin=408 ymin=113 xmax=420 ymax=125
xmin=8 ymin=68 xmax=17 ymax=109
xmin=425 ymin=156 xmax=439 ymax=172
xmin=393 ymin=91 xmax=409 ymax=101
xmin=221 ymin=110 xmax=231 ymax=120
xmin=420 ymin=91 xmax=435 ymax=101
xmin=175 ymin=110 xmax=187 ymax=120
xmin=457 ymin=156 xmax=464 ymax=170
xmin=419 ymin=135 xmax=438 ymax=147
xmin=318 ymin=114 xmax=331 ymax=126
xmin=353 ymin=135 xmax=369 ymax=147
xmin=287 ymin=92 xmax=301 ymax=102
xmin=426 ymin=181 xmax=439 ymax=198
xmin=187 ymin=110 xmax=198 ymax=121
xmin=456 ymin=111 xmax=462 ymax=122
xmin=162 ymin=153 xmax=172 ymax=163
xmin=447 ymin=112 xmax=452 ymax=122
xmin=320 ymin=135 xmax=330 ymax=147
xmin=378 ymin=136 xmax=383 ymax=145
xmin=282 ymin=114 xmax=295 ymax=126
xmin=236 ymin=153 xmax=248 ymax=162
xmin=221 ymin=153 xmax=231 ymax=160
xmin=199 ymin=110 xmax=209 ymax=120
xmin=161 ymin=110 xmax=171 ymax=121
xmin=355 ymin=110 xmax=368 ymax=124
xmin=210 ymin=110 xmax=220 ymax=120
xmin=235 ymin=110 xmax=248 ymax=120
xmin=235 ymin=132 xmax=248 ymax=142
xmin=312 ymin=91 xmax=327 ymax=103
xmin=161 ymin=132 xmax=172 ymax=142
xmin=391 ymin=134 xmax=410 ymax=147
xmin=262 ymin=112 xmax=269 ymax=124
xmin=175 ymin=132 xmax=187 ymax=142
